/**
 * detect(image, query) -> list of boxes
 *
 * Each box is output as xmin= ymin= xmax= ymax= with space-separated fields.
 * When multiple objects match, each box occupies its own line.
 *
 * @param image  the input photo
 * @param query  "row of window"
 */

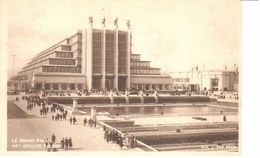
xmin=131 ymin=68 xmax=160 ymax=75
xmin=118 ymin=43 xmax=127 ymax=50
xmin=131 ymin=55 xmax=140 ymax=60
xmin=132 ymin=84 xmax=169 ymax=90
xmin=106 ymin=57 xmax=114 ymax=65
xmin=42 ymin=66 xmax=79 ymax=73
xmin=118 ymin=67 xmax=126 ymax=74
xmin=92 ymin=66 xmax=126 ymax=74
xmin=131 ymin=61 xmax=150 ymax=67
xmin=93 ymin=65 xmax=101 ymax=73
xmin=106 ymin=33 xmax=114 ymax=41
xmin=93 ymin=32 xmax=127 ymax=42
xmin=61 ymin=45 xmax=71 ymax=51
xmin=93 ymin=42 xmax=102 ymax=49
xmin=106 ymin=41 xmax=114 ymax=49
xmin=106 ymin=66 xmax=114 ymax=74
xmin=35 ymin=83 xmax=83 ymax=90
xmin=49 ymin=59 xmax=75 ymax=65
xmin=173 ymin=78 xmax=190 ymax=83
xmin=93 ymin=32 xmax=102 ymax=41
xmin=55 ymin=52 xmax=73 ymax=58
xmin=71 ymin=43 xmax=82 ymax=51
xmin=118 ymin=34 xmax=127 ymax=41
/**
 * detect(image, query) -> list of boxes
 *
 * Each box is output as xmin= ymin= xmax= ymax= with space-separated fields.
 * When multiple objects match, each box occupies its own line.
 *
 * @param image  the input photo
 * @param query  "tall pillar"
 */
xmin=91 ymin=105 xmax=97 ymax=120
xmin=101 ymin=17 xmax=106 ymax=90
xmin=109 ymin=90 xmax=114 ymax=104
xmin=140 ymin=90 xmax=144 ymax=104
xmin=86 ymin=17 xmax=93 ymax=91
xmin=125 ymin=90 xmax=129 ymax=104
xmin=154 ymin=90 xmax=159 ymax=104
xmin=126 ymin=20 xmax=131 ymax=90
xmin=113 ymin=18 xmax=119 ymax=90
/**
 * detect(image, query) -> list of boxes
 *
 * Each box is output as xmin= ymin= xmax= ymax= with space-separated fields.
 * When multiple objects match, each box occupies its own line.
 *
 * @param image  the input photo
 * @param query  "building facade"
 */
xmin=170 ymin=68 xmax=239 ymax=92
xmin=15 ymin=18 xmax=171 ymax=92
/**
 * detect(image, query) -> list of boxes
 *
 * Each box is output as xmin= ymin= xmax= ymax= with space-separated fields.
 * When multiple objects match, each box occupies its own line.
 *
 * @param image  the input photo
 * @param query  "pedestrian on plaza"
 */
xmin=118 ymin=135 xmax=124 ymax=149
xmin=59 ymin=114 xmax=62 ymax=120
xmin=83 ymin=118 xmax=87 ymax=126
xmin=64 ymin=137 xmax=68 ymax=149
xmin=133 ymin=137 xmax=137 ymax=148
xmin=223 ymin=115 xmax=227 ymax=122
xmin=69 ymin=117 xmax=72 ymax=124
xmin=73 ymin=116 xmax=77 ymax=125
xmin=68 ymin=137 xmax=73 ymax=148
xmin=52 ymin=115 xmax=54 ymax=120
xmin=61 ymin=138 xmax=64 ymax=149
xmin=49 ymin=141 xmax=53 ymax=148
xmin=45 ymin=138 xmax=48 ymax=148
xmin=51 ymin=133 xmax=56 ymax=143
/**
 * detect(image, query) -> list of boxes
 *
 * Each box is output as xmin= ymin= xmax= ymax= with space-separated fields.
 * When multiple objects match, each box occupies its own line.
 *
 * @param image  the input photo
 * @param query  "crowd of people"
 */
xmin=60 ymin=137 xmax=73 ymax=150
xmin=69 ymin=116 xmax=78 ymax=125
xmin=82 ymin=117 xmax=97 ymax=127
xmin=103 ymin=126 xmax=137 ymax=149
xmin=22 ymin=94 xmax=45 ymax=111
xmin=44 ymin=134 xmax=73 ymax=151
xmin=50 ymin=103 xmax=68 ymax=121
xmin=19 ymin=93 xmax=139 ymax=151
xmin=41 ymin=89 xmax=139 ymax=98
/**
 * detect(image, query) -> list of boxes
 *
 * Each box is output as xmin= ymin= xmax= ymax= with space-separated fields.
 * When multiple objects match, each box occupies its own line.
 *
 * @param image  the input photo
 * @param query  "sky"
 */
xmin=4 ymin=0 xmax=241 ymax=77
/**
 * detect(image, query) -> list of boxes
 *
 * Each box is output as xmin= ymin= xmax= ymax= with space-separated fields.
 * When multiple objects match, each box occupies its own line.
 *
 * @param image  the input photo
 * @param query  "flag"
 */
xmin=114 ymin=18 xmax=118 ymax=26
xmin=102 ymin=17 xmax=105 ymax=25
xmin=89 ymin=16 xmax=93 ymax=23
xmin=196 ymin=64 xmax=198 ymax=71
xmin=126 ymin=20 xmax=130 ymax=27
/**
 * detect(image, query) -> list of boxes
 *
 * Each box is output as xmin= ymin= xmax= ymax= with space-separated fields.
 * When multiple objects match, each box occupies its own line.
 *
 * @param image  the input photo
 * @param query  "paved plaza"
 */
xmin=7 ymin=95 xmax=140 ymax=152
xmin=7 ymin=94 xmax=239 ymax=152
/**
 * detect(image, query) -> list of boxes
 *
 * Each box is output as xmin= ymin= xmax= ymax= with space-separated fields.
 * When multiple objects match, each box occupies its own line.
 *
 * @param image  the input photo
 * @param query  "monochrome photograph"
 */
xmin=0 ymin=0 xmax=243 ymax=154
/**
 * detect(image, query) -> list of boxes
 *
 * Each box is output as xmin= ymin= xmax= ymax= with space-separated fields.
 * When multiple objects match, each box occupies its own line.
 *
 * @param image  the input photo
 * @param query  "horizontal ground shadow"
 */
xmin=7 ymin=101 xmax=37 ymax=119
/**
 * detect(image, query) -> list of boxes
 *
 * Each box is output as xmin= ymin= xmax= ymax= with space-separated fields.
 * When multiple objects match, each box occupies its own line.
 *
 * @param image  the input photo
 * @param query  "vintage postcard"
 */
xmin=0 ymin=0 xmax=241 ymax=155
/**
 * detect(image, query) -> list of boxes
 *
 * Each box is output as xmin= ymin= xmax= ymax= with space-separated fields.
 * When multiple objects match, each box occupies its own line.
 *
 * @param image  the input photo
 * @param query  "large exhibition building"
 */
xmin=14 ymin=18 xmax=171 ymax=92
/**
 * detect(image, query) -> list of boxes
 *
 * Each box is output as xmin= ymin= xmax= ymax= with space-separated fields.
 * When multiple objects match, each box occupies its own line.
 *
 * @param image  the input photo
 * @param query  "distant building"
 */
xmin=170 ymin=68 xmax=239 ymax=92
xmin=13 ymin=18 xmax=171 ymax=92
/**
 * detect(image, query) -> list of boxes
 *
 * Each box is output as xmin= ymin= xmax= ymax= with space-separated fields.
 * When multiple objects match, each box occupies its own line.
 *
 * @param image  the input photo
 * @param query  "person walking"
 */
xmin=69 ymin=117 xmax=72 ymax=124
xmin=61 ymin=138 xmax=64 ymax=149
xmin=68 ymin=137 xmax=73 ymax=148
xmin=83 ymin=118 xmax=87 ymax=126
xmin=73 ymin=117 xmax=77 ymax=125
xmin=223 ymin=115 xmax=227 ymax=122
xmin=51 ymin=134 xmax=56 ymax=143
xmin=64 ymin=137 xmax=68 ymax=150
xmin=45 ymin=138 xmax=48 ymax=148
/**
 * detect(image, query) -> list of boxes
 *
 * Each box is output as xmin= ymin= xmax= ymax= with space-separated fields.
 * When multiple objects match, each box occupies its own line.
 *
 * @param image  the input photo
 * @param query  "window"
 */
xmin=70 ymin=84 xmax=75 ymax=90
xmin=45 ymin=83 xmax=51 ymax=90
xmin=61 ymin=84 xmax=67 ymax=90
xmin=93 ymin=32 xmax=101 ymax=41
xmin=53 ymin=83 xmax=59 ymax=90
xmin=78 ymin=84 xmax=83 ymax=91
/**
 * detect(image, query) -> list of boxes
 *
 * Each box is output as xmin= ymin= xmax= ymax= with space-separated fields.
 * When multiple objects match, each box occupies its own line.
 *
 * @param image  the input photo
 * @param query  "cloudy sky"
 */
xmin=4 ymin=0 xmax=241 ymax=77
